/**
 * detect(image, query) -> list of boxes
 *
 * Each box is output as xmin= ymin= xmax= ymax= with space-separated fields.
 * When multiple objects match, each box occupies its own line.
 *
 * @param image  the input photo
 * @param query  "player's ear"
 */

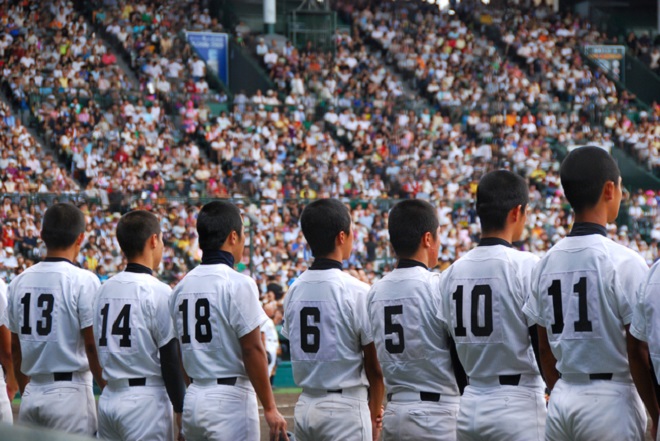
xmin=336 ymin=230 xmax=346 ymax=247
xmin=75 ymin=232 xmax=85 ymax=246
xmin=149 ymin=233 xmax=158 ymax=249
xmin=602 ymin=180 xmax=615 ymax=201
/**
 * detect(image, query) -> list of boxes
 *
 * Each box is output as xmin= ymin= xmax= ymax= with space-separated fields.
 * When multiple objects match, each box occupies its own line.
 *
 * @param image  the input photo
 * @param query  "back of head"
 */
xmin=116 ymin=210 xmax=161 ymax=259
xmin=477 ymin=170 xmax=529 ymax=233
xmin=197 ymin=200 xmax=243 ymax=252
xmin=300 ymin=198 xmax=351 ymax=257
xmin=560 ymin=146 xmax=620 ymax=213
xmin=389 ymin=199 xmax=439 ymax=258
xmin=41 ymin=203 xmax=85 ymax=250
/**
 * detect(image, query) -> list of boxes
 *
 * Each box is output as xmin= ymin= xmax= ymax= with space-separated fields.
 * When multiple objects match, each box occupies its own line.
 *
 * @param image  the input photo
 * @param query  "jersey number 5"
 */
xmin=384 ymin=305 xmax=405 ymax=353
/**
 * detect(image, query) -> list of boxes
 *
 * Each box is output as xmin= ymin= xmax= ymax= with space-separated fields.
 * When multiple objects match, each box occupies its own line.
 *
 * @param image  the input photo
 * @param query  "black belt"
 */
xmin=499 ymin=375 xmax=521 ymax=386
xmin=53 ymin=372 xmax=73 ymax=382
xmin=190 ymin=377 xmax=237 ymax=386
xmin=589 ymin=373 xmax=613 ymax=380
xmin=128 ymin=378 xmax=146 ymax=387
xmin=386 ymin=392 xmax=441 ymax=402
xmin=327 ymin=389 xmax=342 ymax=394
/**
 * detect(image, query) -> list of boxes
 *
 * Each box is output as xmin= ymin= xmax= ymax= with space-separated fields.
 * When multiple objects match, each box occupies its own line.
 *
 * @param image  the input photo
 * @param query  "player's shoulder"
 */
xmin=74 ymin=266 xmax=103 ymax=287
xmin=229 ymin=269 xmax=258 ymax=291
xmin=503 ymin=246 xmax=540 ymax=268
xmin=603 ymin=237 xmax=647 ymax=269
xmin=337 ymin=269 xmax=370 ymax=294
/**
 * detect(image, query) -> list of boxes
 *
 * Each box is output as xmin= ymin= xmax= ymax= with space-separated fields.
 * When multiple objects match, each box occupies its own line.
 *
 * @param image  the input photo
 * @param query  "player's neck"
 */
xmin=127 ymin=255 xmax=156 ymax=272
xmin=573 ymin=209 xmax=608 ymax=227
xmin=45 ymin=248 xmax=78 ymax=263
xmin=316 ymin=249 xmax=344 ymax=265
xmin=402 ymin=249 xmax=431 ymax=268
xmin=480 ymin=230 xmax=514 ymax=245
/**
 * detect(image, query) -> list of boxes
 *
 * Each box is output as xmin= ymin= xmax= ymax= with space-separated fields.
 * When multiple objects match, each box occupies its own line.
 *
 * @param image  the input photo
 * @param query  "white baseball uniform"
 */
xmin=5 ymin=258 xmax=100 ymax=435
xmin=170 ymin=261 xmax=268 ymax=441
xmin=94 ymin=267 xmax=176 ymax=441
xmin=282 ymin=262 xmax=373 ymax=441
xmin=368 ymin=261 xmax=460 ymax=441
xmin=524 ymin=225 xmax=647 ymax=441
xmin=0 ymin=278 xmax=12 ymax=424
xmin=439 ymin=239 xmax=546 ymax=441
xmin=261 ymin=317 xmax=279 ymax=378
xmin=631 ymin=259 xmax=660 ymax=441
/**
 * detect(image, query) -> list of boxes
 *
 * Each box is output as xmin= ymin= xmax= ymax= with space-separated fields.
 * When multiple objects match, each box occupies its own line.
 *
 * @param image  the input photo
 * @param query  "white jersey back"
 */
xmin=94 ymin=271 xmax=175 ymax=381
xmin=169 ymin=264 xmax=267 ymax=380
xmin=631 ymin=260 xmax=660 ymax=379
xmin=5 ymin=261 xmax=100 ymax=375
xmin=524 ymin=234 xmax=648 ymax=375
xmin=439 ymin=245 xmax=541 ymax=378
xmin=368 ymin=266 xmax=458 ymax=396
xmin=282 ymin=269 xmax=372 ymax=390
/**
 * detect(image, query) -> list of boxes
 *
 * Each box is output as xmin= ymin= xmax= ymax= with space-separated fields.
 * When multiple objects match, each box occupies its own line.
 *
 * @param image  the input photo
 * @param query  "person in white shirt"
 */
xmin=5 ymin=203 xmax=105 ymax=435
xmin=0 ymin=277 xmax=18 ymax=423
xmin=94 ymin=211 xmax=186 ymax=441
xmin=261 ymin=302 xmax=280 ymax=385
xmin=170 ymin=201 xmax=288 ymax=441
xmin=368 ymin=199 xmax=464 ymax=441
xmin=282 ymin=198 xmax=384 ymax=441
xmin=440 ymin=171 xmax=546 ymax=440
xmin=524 ymin=147 xmax=653 ymax=441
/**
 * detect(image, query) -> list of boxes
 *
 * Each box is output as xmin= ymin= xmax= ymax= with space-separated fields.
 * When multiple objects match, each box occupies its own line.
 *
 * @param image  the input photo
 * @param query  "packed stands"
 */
xmin=1 ymin=0 xmax=660 ymax=299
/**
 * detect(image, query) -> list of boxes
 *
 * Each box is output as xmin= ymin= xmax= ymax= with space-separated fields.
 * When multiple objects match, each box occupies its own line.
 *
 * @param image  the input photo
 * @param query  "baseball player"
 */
xmin=282 ymin=198 xmax=385 ymax=441
xmin=628 ymin=261 xmax=660 ymax=439
xmin=169 ymin=201 xmax=288 ymax=441
xmin=94 ymin=210 xmax=186 ymax=441
xmin=0 ymin=276 xmax=18 ymax=423
xmin=439 ymin=171 xmax=546 ymax=440
xmin=368 ymin=199 xmax=462 ymax=441
xmin=5 ymin=203 xmax=105 ymax=434
xmin=261 ymin=302 xmax=280 ymax=385
xmin=523 ymin=146 xmax=649 ymax=441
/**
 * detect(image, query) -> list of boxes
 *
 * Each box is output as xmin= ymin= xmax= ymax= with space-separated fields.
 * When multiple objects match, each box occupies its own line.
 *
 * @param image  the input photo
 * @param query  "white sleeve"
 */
xmin=153 ymin=283 xmax=176 ymax=348
xmin=522 ymin=261 xmax=546 ymax=327
xmin=0 ymin=280 xmax=7 ymax=328
xmin=281 ymin=289 xmax=291 ymax=339
xmin=517 ymin=254 xmax=540 ymax=327
xmin=630 ymin=263 xmax=659 ymax=341
xmin=432 ymin=272 xmax=450 ymax=327
xmin=78 ymin=272 xmax=101 ymax=330
xmin=613 ymin=254 xmax=649 ymax=326
xmin=6 ymin=280 xmax=18 ymax=334
xmin=230 ymin=276 xmax=268 ymax=339
xmin=353 ymin=281 xmax=373 ymax=347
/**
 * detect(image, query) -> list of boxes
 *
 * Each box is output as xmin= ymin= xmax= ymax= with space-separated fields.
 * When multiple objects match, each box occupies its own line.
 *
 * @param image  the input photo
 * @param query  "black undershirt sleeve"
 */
xmin=159 ymin=338 xmax=186 ymax=413
xmin=529 ymin=326 xmax=542 ymax=379
xmin=449 ymin=337 xmax=468 ymax=394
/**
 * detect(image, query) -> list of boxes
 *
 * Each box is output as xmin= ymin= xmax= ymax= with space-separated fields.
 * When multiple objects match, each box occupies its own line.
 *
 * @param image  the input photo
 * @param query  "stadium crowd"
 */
xmin=0 ymin=0 xmax=660 ymax=310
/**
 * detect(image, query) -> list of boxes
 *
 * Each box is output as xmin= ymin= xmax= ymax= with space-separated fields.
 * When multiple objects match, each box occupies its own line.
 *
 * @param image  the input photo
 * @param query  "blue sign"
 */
xmin=186 ymin=31 xmax=229 ymax=86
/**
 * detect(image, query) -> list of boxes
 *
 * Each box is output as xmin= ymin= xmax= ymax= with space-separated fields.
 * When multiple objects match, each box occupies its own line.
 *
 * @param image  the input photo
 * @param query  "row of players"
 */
xmin=0 ymin=146 xmax=658 ymax=441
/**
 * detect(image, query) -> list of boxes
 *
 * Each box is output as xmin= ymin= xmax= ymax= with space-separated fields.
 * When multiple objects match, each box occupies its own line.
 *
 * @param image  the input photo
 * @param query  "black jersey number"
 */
xmin=300 ymin=307 xmax=320 ymax=353
xmin=452 ymin=284 xmax=493 ymax=337
xmin=98 ymin=304 xmax=132 ymax=347
xmin=179 ymin=298 xmax=213 ymax=344
xmin=384 ymin=305 xmax=405 ymax=353
xmin=547 ymin=277 xmax=592 ymax=334
xmin=20 ymin=292 xmax=54 ymax=336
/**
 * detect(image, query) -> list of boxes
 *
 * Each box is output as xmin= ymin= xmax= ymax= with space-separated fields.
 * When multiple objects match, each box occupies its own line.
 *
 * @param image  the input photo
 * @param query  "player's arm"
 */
xmin=627 ymin=327 xmax=659 ymax=437
xmin=240 ymin=327 xmax=288 ymax=441
xmin=537 ymin=325 xmax=559 ymax=390
xmin=0 ymin=326 xmax=17 ymax=401
xmin=10 ymin=333 xmax=28 ymax=394
xmin=159 ymin=338 xmax=186 ymax=440
xmin=82 ymin=326 xmax=106 ymax=390
xmin=363 ymin=341 xmax=384 ymax=438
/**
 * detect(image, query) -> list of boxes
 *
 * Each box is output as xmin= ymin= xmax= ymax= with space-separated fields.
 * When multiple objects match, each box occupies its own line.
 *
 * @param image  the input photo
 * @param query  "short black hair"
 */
xmin=477 ymin=170 xmax=529 ymax=232
xmin=116 ymin=210 xmax=161 ymax=259
xmin=560 ymin=146 xmax=620 ymax=213
xmin=300 ymin=199 xmax=351 ymax=257
xmin=197 ymin=200 xmax=243 ymax=252
xmin=389 ymin=200 xmax=439 ymax=258
xmin=41 ymin=203 xmax=86 ymax=250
